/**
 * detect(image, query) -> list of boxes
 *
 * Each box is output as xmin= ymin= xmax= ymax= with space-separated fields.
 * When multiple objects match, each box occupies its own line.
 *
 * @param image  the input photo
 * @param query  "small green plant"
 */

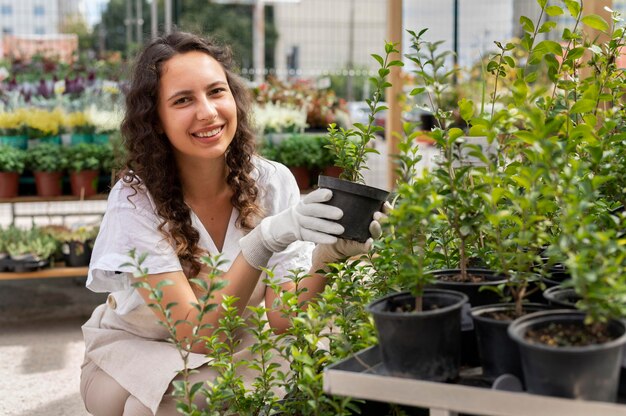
xmin=372 ymin=131 xmax=443 ymax=311
xmin=27 ymin=143 xmax=67 ymax=172
xmin=65 ymin=143 xmax=102 ymax=172
xmin=326 ymin=42 xmax=403 ymax=183
xmin=4 ymin=226 xmax=58 ymax=260
xmin=273 ymin=134 xmax=323 ymax=169
xmin=0 ymin=145 xmax=26 ymax=173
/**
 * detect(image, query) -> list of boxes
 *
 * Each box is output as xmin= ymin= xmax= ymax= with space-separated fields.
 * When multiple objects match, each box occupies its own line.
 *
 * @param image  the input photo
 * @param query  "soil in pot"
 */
xmin=34 ymin=171 xmax=63 ymax=197
xmin=317 ymin=175 xmax=389 ymax=243
xmin=367 ymin=289 xmax=468 ymax=381
xmin=509 ymin=309 xmax=626 ymax=402
xmin=471 ymin=303 xmax=551 ymax=382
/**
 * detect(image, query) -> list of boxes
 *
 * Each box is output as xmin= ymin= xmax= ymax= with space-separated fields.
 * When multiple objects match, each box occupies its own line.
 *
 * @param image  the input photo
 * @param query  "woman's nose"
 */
xmin=197 ymin=96 xmax=218 ymax=121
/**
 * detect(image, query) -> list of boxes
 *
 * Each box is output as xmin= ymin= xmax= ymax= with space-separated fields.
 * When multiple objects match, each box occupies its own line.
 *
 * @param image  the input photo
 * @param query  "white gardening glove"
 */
xmin=239 ymin=188 xmax=345 ymax=269
xmin=311 ymin=201 xmax=391 ymax=273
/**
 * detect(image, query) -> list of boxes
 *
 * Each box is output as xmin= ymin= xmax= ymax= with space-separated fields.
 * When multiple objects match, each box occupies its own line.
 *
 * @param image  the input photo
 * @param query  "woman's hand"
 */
xmin=239 ymin=188 xmax=345 ymax=269
xmin=311 ymin=201 xmax=391 ymax=272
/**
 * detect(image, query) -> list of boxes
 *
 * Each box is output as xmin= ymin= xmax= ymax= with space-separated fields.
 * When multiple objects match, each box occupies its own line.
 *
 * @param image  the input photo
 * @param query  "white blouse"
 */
xmin=86 ymin=156 xmax=314 ymax=314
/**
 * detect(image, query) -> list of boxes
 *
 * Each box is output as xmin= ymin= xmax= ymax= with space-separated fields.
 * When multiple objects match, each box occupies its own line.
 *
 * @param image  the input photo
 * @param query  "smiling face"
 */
xmin=157 ymin=51 xmax=238 ymax=163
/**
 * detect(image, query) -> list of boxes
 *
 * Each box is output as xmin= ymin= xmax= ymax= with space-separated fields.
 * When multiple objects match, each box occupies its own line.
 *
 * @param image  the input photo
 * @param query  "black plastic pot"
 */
xmin=430 ymin=269 xmax=508 ymax=367
xmin=317 ymin=175 xmax=389 ymax=243
xmin=367 ymin=289 xmax=468 ymax=381
xmin=542 ymin=286 xmax=579 ymax=309
xmin=64 ymin=240 xmax=93 ymax=267
xmin=470 ymin=303 xmax=551 ymax=382
xmin=430 ymin=269 xmax=508 ymax=307
xmin=508 ymin=309 xmax=626 ymax=402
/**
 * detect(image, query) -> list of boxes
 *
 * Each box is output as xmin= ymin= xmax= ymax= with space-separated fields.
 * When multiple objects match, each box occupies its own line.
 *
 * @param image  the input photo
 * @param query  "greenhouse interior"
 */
xmin=3 ymin=0 xmax=626 ymax=415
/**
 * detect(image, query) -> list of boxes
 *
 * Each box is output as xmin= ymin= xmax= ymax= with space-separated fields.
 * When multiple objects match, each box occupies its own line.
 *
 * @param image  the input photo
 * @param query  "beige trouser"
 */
xmin=80 ymin=360 xmax=210 ymax=416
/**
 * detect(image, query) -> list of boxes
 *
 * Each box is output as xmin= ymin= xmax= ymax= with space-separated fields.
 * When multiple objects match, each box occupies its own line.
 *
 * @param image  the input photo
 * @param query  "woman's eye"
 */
xmin=211 ymin=88 xmax=227 ymax=95
xmin=174 ymin=97 xmax=191 ymax=105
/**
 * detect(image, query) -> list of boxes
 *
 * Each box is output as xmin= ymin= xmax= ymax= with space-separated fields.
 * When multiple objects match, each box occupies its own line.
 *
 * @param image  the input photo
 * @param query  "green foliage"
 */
xmin=402 ymin=3 xmax=626 ymax=324
xmin=65 ymin=143 xmax=105 ymax=172
xmin=0 ymin=145 xmax=26 ymax=173
xmin=326 ymin=41 xmax=403 ymax=183
xmin=2 ymin=226 xmax=58 ymax=260
xmin=98 ymin=0 xmax=278 ymax=68
xmin=273 ymin=134 xmax=323 ymax=169
xmin=26 ymin=143 xmax=67 ymax=172
xmin=124 ymin=249 xmax=382 ymax=415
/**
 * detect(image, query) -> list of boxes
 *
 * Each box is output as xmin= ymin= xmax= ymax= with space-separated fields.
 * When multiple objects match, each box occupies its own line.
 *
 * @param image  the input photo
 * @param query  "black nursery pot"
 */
xmin=542 ymin=286 xmax=579 ymax=309
xmin=317 ymin=175 xmax=389 ymax=243
xmin=64 ymin=241 xmax=93 ymax=267
xmin=367 ymin=288 xmax=468 ymax=381
xmin=429 ymin=269 xmax=509 ymax=367
xmin=508 ymin=309 xmax=626 ymax=402
xmin=470 ymin=303 xmax=550 ymax=382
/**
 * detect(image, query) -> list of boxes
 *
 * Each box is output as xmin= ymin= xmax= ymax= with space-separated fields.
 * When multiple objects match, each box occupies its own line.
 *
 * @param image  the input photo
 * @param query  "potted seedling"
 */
xmin=506 ymin=5 xmax=626 ymax=402
xmin=5 ymin=226 xmax=56 ymax=272
xmin=61 ymin=225 xmax=99 ymax=267
xmin=274 ymin=134 xmax=323 ymax=191
xmin=23 ymin=108 xmax=63 ymax=146
xmin=367 ymin=132 xmax=468 ymax=381
xmin=65 ymin=143 xmax=102 ymax=197
xmin=509 ymin=156 xmax=626 ymax=402
xmin=0 ymin=144 xmax=26 ymax=198
xmin=320 ymin=42 xmax=399 ymax=242
xmin=406 ymin=30 xmax=509 ymax=368
xmin=64 ymin=110 xmax=95 ymax=145
xmin=0 ymin=109 xmax=28 ymax=150
xmin=27 ymin=143 xmax=67 ymax=197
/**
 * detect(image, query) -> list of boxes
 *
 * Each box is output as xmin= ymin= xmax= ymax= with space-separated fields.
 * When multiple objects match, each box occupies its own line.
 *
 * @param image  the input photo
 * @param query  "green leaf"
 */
xmin=469 ymin=125 xmax=488 ymax=136
xmin=545 ymin=5 xmax=564 ymax=16
xmin=371 ymin=54 xmax=384 ymax=67
xmin=539 ymin=21 xmax=557 ymax=33
xmin=534 ymin=40 xmax=563 ymax=56
xmin=525 ymin=72 xmax=538 ymax=83
xmin=536 ymin=0 xmax=547 ymax=8
xmin=564 ymin=0 xmax=581 ymax=18
xmin=520 ymin=16 xmax=535 ymax=33
xmin=567 ymin=47 xmax=585 ymax=61
xmin=570 ymin=99 xmax=596 ymax=114
xmin=458 ymin=98 xmax=474 ymax=122
xmin=410 ymin=87 xmax=425 ymax=96
xmin=449 ymin=128 xmax=464 ymax=141
xmin=388 ymin=60 xmax=404 ymax=67
xmin=582 ymin=14 xmax=610 ymax=32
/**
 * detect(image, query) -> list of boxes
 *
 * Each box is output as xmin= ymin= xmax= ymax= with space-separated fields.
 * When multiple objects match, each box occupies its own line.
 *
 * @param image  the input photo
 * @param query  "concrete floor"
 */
xmin=0 ymin=277 xmax=106 ymax=416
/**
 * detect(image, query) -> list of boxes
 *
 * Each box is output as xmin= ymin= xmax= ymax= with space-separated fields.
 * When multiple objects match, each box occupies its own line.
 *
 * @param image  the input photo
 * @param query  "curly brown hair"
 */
xmin=120 ymin=31 xmax=261 ymax=278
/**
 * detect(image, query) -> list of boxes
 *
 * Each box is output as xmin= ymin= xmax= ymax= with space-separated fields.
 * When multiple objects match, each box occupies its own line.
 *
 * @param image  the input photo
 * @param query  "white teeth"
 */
xmin=195 ymin=127 xmax=221 ymax=138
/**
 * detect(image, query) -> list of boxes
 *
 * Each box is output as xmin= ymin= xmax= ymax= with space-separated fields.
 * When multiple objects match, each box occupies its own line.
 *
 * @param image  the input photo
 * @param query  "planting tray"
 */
xmin=323 ymin=346 xmax=626 ymax=416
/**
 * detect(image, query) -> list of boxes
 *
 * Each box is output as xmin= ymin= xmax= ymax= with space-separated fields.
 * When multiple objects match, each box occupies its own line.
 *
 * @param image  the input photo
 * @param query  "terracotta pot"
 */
xmin=322 ymin=165 xmax=343 ymax=178
xmin=34 ymin=171 xmax=63 ymax=197
xmin=0 ymin=172 xmax=19 ymax=198
xmin=70 ymin=170 xmax=99 ymax=197
xmin=288 ymin=166 xmax=311 ymax=191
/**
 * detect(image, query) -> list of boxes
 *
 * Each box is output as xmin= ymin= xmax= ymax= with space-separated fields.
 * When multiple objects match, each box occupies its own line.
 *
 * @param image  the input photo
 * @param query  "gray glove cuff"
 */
xmin=239 ymin=226 xmax=275 ymax=270
xmin=311 ymin=244 xmax=342 ymax=274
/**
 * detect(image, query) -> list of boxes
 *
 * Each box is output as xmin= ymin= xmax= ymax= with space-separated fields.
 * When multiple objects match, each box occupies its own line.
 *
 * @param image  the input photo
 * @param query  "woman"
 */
xmin=80 ymin=32 xmax=384 ymax=416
